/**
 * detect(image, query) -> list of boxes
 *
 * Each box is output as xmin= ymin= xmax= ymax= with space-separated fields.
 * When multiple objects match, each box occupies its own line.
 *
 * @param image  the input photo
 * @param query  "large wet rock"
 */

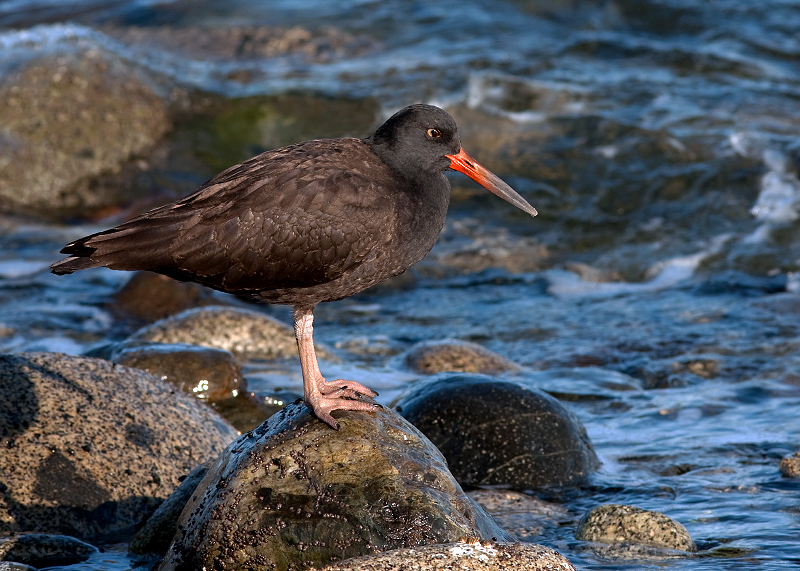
xmin=319 ymin=542 xmax=575 ymax=570
xmin=112 ymin=342 xmax=244 ymax=403
xmin=575 ymin=504 xmax=695 ymax=552
xmin=0 ymin=352 xmax=238 ymax=539
xmin=0 ymin=534 xmax=96 ymax=568
xmin=156 ymin=403 xmax=510 ymax=571
xmin=404 ymin=340 xmax=521 ymax=375
xmin=127 ymin=305 xmax=335 ymax=361
xmin=0 ymin=49 xmax=169 ymax=216
xmin=395 ymin=374 xmax=599 ymax=489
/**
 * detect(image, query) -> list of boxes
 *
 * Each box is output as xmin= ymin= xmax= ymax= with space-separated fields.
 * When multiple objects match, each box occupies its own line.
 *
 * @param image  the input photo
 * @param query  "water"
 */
xmin=1 ymin=0 xmax=800 ymax=569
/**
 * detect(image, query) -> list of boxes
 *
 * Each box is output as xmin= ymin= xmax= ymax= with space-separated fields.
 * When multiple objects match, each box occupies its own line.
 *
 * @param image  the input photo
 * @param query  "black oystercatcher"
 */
xmin=51 ymin=104 xmax=537 ymax=429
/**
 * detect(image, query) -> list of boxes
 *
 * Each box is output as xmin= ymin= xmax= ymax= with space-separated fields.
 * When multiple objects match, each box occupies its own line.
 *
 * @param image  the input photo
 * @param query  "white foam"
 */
xmin=731 ymin=133 xmax=800 ymax=230
xmin=546 ymin=237 xmax=731 ymax=299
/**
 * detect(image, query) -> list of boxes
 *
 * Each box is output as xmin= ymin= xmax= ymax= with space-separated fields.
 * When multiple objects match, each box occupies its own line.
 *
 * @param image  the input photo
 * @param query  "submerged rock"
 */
xmin=404 ymin=340 xmax=521 ymax=375
xmin=0 ymin=534 xmax=96 ymax=568
xmin=112 ymin=342 xmax=244 ymax=403
xmin=0 ymin=352 xmax=238 ymax=539
xmin=575 ymin=504 xmax=695 ymax=552
xmin=127 ymin=305 xmax=335 ymax=361
xmin=319 ymin=541 xmax=575 ymax=570
xmin=0 ymin=49 xmax=169 ymax=216
xmin=395 ymin=374 xmax=599 ymax=489
xmin=156 ymin=403 xmax=510 ymax=571
xmin=468 ymin=489 xmax=569 ymax=541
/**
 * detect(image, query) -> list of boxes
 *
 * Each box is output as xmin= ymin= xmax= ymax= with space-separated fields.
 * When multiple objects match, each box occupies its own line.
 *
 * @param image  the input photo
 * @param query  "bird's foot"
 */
xmin=305 ymin=378 xmax=380 ymax=430
xmin=318 ymin=378 xmax=378 ymax=399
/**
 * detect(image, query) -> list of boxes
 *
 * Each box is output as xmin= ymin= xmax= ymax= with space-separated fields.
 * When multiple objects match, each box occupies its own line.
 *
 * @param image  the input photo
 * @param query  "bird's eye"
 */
xmin=426 ymin=128 xmax=442 ymax=139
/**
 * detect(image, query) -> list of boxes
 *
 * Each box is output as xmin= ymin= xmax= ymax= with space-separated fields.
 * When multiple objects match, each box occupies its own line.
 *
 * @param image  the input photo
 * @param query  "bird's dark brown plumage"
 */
xmin=52 ymin=104 xmax=537 ymax=429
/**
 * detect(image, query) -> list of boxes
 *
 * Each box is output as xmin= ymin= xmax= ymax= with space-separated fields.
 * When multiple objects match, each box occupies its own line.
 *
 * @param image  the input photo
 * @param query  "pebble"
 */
xmin=575 ymin=504 xmax=695 ymax=552
xmin=779 ymin=452 xmax=800 ymax=478
xmin=404 ymin=340 xmax=520 ymax=375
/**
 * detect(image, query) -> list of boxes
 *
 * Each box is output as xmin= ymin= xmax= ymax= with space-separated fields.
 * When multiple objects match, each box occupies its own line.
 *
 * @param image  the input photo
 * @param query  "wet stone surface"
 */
xmin=395 ymin=374 xmax=599 ymax=489
xmin=111 ymin=342 xmax=244 ymax=403
xmin=319 ymin=541 xmax=576 ymax=570
xmin=209 ymin=391 xmax=297 ymax=433
xmin=575 ymin=504 xmax=695 ymax=552
xmin=0 ymin=352 xmax=238 ymax=539
xmin=156 ymin=403 xmax=510 ymax=571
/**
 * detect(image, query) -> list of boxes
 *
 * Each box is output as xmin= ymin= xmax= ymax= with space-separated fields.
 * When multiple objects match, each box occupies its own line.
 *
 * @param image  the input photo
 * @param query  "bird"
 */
xmin=51 ymin=104 xmax=537 ymax=429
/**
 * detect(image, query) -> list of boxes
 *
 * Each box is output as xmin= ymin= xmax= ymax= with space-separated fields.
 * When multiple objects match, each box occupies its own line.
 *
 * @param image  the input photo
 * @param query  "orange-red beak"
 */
xmin=446 ymin=149 xmax=537 ymax=217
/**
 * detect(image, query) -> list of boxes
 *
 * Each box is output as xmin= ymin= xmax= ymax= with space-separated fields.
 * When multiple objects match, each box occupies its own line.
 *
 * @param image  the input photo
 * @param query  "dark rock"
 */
xmin=780 ymin=452 xmax=800 ymax=478
xmin=0 ymin=49 xmax=169 ymax=217
xmin=693 ymin=270 xmax=787 ymax=297
xmin=0 ymin=352 xmax=238 ymax=539
xmin=404 ymin=340 xmax=521 ymax=375
xmin=127 ymin=305 xmax=335 ymax=361
xmin=395 ymin=374 xmax=599 ymax=489
xmin=468 ymin=489 xmax=569 ymax=541
xmin=156 ymin=403 xmax=510 ymax=571
xmin=210 ymin=391 xmax=297 ymax=433
xmin=319 ymin=541 xmax=576 ymax=570
xmin=575 ymin=504 xmax=695 ymax=552
xmin=112 ymin=342 xmax=244 ymax=403
xmin=112 ymin=272 xmax=219 ymax=323
xmin=0 ymin=534 xmax=96 ymax=568
xmin=129 ymin=461 xmax=212 ymax=556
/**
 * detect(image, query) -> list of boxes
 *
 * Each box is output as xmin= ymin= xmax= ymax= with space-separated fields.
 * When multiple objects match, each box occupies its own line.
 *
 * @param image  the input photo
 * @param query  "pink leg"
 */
xmin=293 ymin=306 xmax=379 ymax=429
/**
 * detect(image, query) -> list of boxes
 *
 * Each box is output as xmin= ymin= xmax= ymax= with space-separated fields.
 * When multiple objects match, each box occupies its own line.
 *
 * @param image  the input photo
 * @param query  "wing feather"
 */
xmin=52 ymin=138 xmax=402 ymax=294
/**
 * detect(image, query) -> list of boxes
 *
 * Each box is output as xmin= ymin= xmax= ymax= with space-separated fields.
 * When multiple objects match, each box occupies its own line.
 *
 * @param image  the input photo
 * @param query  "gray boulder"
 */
xmin=0 ymin=352 xmax=238 ymax=539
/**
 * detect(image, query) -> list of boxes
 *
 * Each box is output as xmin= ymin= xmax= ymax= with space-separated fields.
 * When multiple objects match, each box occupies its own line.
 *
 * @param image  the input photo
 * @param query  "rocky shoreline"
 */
xmin=1 ymin=301 xmax=706 ymax=569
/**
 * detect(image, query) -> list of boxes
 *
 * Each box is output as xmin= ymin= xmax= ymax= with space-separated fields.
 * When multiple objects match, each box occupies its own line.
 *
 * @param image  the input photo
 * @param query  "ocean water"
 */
xmin=1 ymin=0 xmax=799 ymax=569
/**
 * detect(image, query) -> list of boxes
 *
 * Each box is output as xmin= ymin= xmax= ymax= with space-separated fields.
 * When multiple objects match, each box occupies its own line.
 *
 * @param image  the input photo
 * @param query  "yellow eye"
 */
xmin=426 ymin=128 xmax=442 ymax=139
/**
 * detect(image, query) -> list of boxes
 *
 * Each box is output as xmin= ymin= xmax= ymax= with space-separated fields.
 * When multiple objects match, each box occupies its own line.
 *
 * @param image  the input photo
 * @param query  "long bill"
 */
xmin=446 ymin=149 xmax=538 ymax=217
